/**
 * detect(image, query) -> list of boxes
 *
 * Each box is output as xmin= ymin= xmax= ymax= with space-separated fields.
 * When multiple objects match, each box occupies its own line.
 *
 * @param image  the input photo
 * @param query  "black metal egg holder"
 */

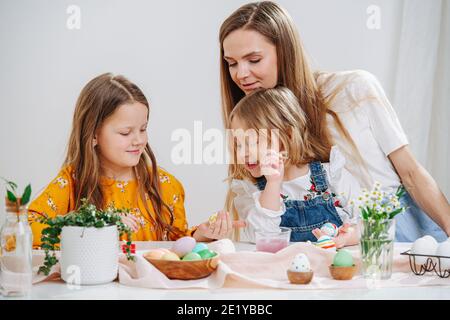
xmin=400 ymin=250 xmax=450 ymax=278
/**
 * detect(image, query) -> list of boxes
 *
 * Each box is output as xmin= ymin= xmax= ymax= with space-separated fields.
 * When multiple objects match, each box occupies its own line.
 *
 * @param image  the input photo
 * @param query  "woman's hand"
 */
xmin=194 ymin=211 xmax=246 ymax=241
xmin=119 ymin=212 xmax=141 ymax=233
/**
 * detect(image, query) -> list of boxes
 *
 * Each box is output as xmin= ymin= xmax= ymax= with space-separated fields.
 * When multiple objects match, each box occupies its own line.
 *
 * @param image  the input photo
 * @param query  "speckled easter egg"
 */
xmin=289 ymin=253 xmax=311 ymax=272
xmin=192 ymin=243 xmax=209 ymax=253
xmin=161 ymin=252 xmax=180 ymax=261
xmin=182 ymin=252 xmax=202 ymax=261
xmin=171 ymin=236 xmax=197 ymax=257
xmin=435 ymin=241 xmax=450 ymax=269
xmin=320 ymin=223 xmax=338 ymax=237
xmin=198 ymin=249 xmax=217 ymax=259
xmin=332 ymin=249 xmax=354 ymax=267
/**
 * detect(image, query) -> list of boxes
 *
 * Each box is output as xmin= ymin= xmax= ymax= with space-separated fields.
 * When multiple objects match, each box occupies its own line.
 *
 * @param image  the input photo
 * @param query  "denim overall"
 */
xmin=395 ymin=191 xmax=447 ymax=242
xmin=255 ymin=161 xmax=343 ymax=242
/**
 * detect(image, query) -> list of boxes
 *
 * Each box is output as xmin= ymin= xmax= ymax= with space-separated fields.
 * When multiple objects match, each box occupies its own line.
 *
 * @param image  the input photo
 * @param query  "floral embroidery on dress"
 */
xmin=53 ymin=177 xmax=68 ymax=189
xmin=172 ymin=194 xmax=179 ymax=204
xmin=47 ymin=197 xmax=57 ymax=211
xmin=159 ymin=173 xmax=170 ymax=184
xmin=300 ymin=178 xmax=343 ymax=208
xmin=116 ymin=181 xmax=128 ymax=193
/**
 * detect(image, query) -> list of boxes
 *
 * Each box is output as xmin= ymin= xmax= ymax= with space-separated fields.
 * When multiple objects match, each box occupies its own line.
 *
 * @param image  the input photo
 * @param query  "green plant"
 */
xmin=37 ymin=199 xmax=135 ymax=275
xmin=2 ymin=177 xmax=32 ymax=212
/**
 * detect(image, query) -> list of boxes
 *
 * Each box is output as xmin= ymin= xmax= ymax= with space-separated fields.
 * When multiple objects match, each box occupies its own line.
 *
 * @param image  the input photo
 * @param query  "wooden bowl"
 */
xmin=287 ymin=270 xmax=314 ymax=284
xmin=144 ymin=253 xmax=220 ymax=280
xmin=329 ymin=265 xmax=357 ymax=280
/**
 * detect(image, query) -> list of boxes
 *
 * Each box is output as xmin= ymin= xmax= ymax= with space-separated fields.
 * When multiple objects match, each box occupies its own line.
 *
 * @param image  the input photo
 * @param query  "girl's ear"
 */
xmin=93 ymin=135 xmax=98 ymax=147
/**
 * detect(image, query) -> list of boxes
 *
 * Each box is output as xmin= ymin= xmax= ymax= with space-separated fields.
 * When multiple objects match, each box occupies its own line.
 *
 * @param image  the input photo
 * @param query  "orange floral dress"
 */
xmin=28 ymin=166 xmax=195 ymax=248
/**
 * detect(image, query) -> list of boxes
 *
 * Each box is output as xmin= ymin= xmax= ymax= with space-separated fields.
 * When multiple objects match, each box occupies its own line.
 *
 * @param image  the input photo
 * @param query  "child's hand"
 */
xmin=312 ymin=223 xmax=359 ymax=249
xmin=118 ymin=212 xmax=141 ymax=233
xmin=260 ymin=149 xmax=285 ymax=183
xmin=196 ymin=211 xmax=246 ymax=240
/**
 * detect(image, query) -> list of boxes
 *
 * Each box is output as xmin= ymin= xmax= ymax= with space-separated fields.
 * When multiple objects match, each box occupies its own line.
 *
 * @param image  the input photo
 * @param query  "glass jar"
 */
xmin=359 ymin=218 xmax=396 ymax=280
xmin=0 ymin=203 xmax=33 ymax=297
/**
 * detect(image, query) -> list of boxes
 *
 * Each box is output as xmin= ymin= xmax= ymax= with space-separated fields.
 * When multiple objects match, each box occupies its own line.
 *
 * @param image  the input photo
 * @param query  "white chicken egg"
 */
xmin=411 ymin=237 xmax=438 ymax=265
xmin=435 ymin=241 xmax=450 ymax=270
xmin=289 ymin=253 xmax=311 ymax=272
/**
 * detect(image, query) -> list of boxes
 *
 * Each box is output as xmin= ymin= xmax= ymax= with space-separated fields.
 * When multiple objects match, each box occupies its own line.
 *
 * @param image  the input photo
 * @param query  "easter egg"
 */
xmin=192 ymin=243 xmax=209 ymax=253
xmin=171 ymin=236 xmax=196 ymax=257
xmin=143 ymin=249 xmax=167 ymax=260
xmin=320 ymin=223 xmax=338 ymax=237
xmin=208 ymin=213 xmax=218 ymax=223
xmin=182 ymin=252 xmax=202 ymax=261
xmin=315 ymin=235 xmax=336 ymax=250
xmin=161 ymin=252 xmax=180 ymax=261
xmin=435 ymin=241 xmax=450 ymax=270
xmin=411 ymin=236 xmax=438 ymax=265
xmin=333 ymin=249 xmax=354 ymax=267
xmin=289 ymin=253 xmax=311 ymax=272
xmin=198 ymin=249 xmax=217 ymax=259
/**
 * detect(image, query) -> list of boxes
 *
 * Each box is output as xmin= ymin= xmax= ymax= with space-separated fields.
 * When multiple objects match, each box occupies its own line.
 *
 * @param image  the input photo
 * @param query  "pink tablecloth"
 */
xmin=31 ymin=240 xmax=449 ymax=290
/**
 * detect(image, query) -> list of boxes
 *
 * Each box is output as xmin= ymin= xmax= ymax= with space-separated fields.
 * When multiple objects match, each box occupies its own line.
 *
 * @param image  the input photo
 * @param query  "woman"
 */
xmin=219 ymin=1 xmax=449 ymax=242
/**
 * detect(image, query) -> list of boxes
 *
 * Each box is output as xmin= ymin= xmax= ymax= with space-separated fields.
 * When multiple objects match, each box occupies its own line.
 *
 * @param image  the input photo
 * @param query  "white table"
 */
xmin=2 ymin=241 xmax=450 ymax=300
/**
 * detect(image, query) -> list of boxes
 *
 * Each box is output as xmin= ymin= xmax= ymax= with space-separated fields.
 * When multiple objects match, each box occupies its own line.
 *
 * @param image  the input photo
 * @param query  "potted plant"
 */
xmin=37 ymin=199 xmax=136 ymax=285
xmin=351 ymin=182 xmax=406 ymax=279
xmin=1 ymin=178 xmax=33 ymax=296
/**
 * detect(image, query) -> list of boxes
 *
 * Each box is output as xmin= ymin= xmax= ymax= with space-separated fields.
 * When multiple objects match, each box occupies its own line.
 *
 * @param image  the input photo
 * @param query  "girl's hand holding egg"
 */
xmin=196 ymin=211 xmax=246 ymax=240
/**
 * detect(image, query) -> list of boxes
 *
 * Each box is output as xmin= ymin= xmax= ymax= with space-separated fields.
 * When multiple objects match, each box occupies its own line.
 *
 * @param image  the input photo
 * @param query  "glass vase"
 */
xmin=359 ymin=218 xmax=395 ymax=280
xmin=0 ymin=201 xmax=33 ymax=297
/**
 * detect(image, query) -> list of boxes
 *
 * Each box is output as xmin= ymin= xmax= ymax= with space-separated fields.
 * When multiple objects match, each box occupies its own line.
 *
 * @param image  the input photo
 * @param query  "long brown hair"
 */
xmin=219 ymin=1 xmax=366 ymax=239
xmin=65 ymin=73 xmax=183 ymax=240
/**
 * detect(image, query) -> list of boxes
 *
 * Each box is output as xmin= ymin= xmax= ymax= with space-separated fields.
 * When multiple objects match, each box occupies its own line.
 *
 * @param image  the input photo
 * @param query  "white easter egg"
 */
xmin=289 ymin=253 xmax=311 ymax=272
xmin=421 ymin=235 xmax=438 ymax=247
xmin=411 ymin=238 xmax=436 ymax=265
xmin=435 ymin=241 xmax=450 ymax=270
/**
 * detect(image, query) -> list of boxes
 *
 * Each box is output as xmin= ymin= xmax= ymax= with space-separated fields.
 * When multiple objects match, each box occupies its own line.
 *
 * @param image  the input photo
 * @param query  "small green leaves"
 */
xmin=21 ymin=184 xmax=32 ymax=205
xmin=7 ymin=190 xmax=17 ymax=203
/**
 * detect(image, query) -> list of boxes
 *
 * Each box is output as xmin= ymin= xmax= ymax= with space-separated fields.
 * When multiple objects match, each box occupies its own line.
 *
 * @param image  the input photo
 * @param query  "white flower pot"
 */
xmin=60 ymin=225 xmax=119 ymax=285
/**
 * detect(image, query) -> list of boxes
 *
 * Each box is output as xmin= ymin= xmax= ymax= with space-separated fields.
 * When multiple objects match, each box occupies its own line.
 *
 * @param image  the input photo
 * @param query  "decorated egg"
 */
xmin=161 ymin=252 xmax=180 ymax=261
xmin=411 ymin=236 xmax=438 ymax=265
xmin=333 ymin=249 xmax=354 ymax=267
xmin=144 ymin=249 xmax=167 ymax=260
xmin=197 ymin=249 xmax=217 ymax=259
xmin=171 ymin=236 xmax=197 ymax=257
xmin=435 ymin=241 xmax=450 ymax=270
xmin=208 ymin=213 xmax=218 ymax=223
xmin=182 ymin=252 xmax=202 ymax=261
xmin=192 ymin=243 xmax=209 ymax=253
xmin=320 ymin=223 xmax=338 ymax=237
xmin=315 ymin=235 xmax=336 ymax=250
xmin=289 ymin=253 xmax=311 ymax=272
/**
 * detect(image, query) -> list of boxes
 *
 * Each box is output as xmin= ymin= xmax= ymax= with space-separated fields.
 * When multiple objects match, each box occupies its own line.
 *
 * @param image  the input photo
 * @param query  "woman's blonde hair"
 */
xmin=64 ymin=73 xmax=184 ymax=240
xmin=220 ymin=1 xmax=368 ymax=240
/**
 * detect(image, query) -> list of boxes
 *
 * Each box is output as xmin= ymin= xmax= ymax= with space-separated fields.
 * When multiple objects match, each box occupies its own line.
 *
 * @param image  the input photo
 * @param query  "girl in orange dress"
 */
xmin=28 ymin=73 xmax=237 ymax=248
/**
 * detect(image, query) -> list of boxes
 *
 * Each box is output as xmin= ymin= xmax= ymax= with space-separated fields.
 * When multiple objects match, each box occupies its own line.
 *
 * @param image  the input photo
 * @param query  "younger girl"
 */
xmin=28 ymin=73 xmax=228 ymax=247
xmin=228 ymin=87 xmax=360 ymax=247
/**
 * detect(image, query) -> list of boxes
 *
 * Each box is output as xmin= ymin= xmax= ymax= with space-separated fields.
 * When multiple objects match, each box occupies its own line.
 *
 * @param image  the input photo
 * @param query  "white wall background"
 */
xmin=0 ymin=0 xmax=448 ymax=227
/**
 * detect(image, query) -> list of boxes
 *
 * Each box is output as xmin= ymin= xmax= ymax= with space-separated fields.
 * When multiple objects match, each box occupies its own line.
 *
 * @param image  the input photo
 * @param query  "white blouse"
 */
xmin=318 ymin=70 xmax=409 ymax=192
xmin=232 ymin=146 xmax=360 ymax=243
